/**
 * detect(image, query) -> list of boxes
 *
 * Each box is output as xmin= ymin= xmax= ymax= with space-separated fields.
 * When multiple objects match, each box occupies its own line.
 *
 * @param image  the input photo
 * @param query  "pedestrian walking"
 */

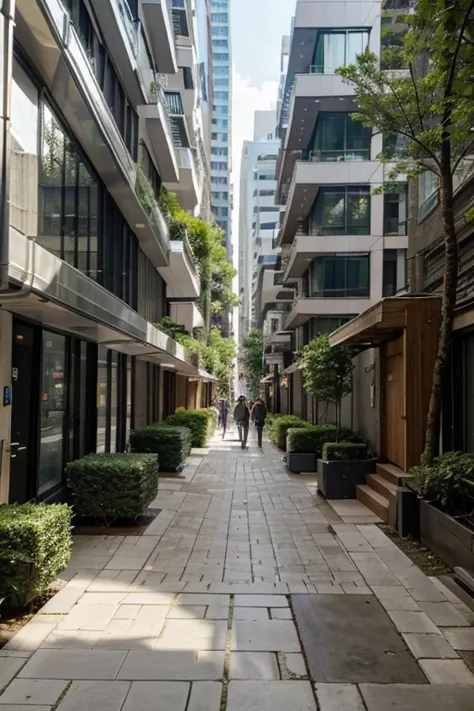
xmin=251 ymin=398 xmax=267 ymax=450
xmin=233 ymin=396 xmax=250 ymax=449
xmin=218 ymin=398 xmax=230 ymax=439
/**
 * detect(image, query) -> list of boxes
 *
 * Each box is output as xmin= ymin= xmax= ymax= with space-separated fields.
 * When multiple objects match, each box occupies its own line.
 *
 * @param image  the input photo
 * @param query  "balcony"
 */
xmin=169 ymin=301 xmax=203 ymax=333
xmin=285 ymin=295 xmax=371 ymax=329
xmin=165 ymin=148 xmax=202 ymax=212
xmin=282 ymin=234 xmax=380 ymax=281
xmin=280 ymin=157 xmax=382 ymax=244
xmin=18 ymin=0 xmax=169 ymax=266
xmin=159 ymin=233 xmax=200 ymax=299
xmin=141 ymin=0 xmax=177 ymax=73
xmin=138 ymin=86 xmax=180 ymax=183
xmin=87 ymin=0 xmax=149 ymax=107
xmin=264 ymin=331 xmax=292 ymax=351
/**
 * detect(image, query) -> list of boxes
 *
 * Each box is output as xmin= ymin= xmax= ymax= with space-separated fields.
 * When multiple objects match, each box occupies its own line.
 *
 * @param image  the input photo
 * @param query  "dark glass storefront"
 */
xmin=9 ymin=319 xmax=135 ymax=504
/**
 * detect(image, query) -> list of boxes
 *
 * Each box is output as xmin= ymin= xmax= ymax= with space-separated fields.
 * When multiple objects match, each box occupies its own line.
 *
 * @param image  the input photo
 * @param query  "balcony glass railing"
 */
xmin=113 ymin=0 xmax=139 ymax=58
xmin=308 ymin=286 xmax=370 ymax=299
xmin=304 ymin=149 xmax=371 ymax=163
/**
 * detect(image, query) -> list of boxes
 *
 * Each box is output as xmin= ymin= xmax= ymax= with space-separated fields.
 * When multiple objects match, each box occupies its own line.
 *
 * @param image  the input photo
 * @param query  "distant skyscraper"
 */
xmin=210 ymin=0 xmax=232 ymax=260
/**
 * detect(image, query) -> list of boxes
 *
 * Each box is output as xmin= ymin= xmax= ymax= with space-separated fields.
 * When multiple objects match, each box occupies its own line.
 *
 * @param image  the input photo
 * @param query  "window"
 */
xmin=214 ymin=77 xmax=229 ymax=86
xmin=309 ymin=255 xmax=370 ymax=298
xmin=213 ymin=105 xmax=229 ymax=115
xmin=214 ymin=91 xmax=229 ymax=100
xmin=257 ymin=153 xmax=278 ymax=161
xmin=310 ymin=186 xmax=370 ymax=235
xmin=213 ymin=53 xmax=229 ymax=62
xmin=258 ymin=189 xmax=275 ymax=197
xmin=384 ymin=189 xmax=407 ymax=235
xmin=212 ymin=26 xmax=229 ymax=36
xmin=313 ymin=30 xmax=369 ymax=73
xmin=211 ymin=13 xmax=228 ymax=22
xmin=211 ymin=161 xmax=228 ymax=170
xmin=212 ymin=132 xmax=228 ymax=141
xmin=212 ymin=148 xmax=228 ymax=157
xmin=383 ymin=132 xmax=409 ymax=160
xmin=212 ymin=118 xmax=228 ymax=128
xmin=309 ymin=317 xmax=352 ymax=338
xmin=310 ymin=112 xmax=371 ymax=161
xmin=215 ymin=206 xmax=228 ymax=217
xmin=254 ymin=206 xmax=277 ymax=213
xmin=418 ymin=171 xmax=439 ymax=220
xmin=383 ymin=250 xmax=398 ymax=297
xmin=38 ymin=332 xmax=67 ymax=496
xmin=212 ymin=40 xmax=228 ymax=48
xmin=214 ymin=66 xmax=229 ymax=75
xmin=255 ymin=173 xmax=275 ymax=181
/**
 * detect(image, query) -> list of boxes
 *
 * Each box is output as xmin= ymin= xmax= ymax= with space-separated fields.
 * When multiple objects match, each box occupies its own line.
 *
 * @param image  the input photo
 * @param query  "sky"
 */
xmin=230 ymin=0 xmax=295 ymax=264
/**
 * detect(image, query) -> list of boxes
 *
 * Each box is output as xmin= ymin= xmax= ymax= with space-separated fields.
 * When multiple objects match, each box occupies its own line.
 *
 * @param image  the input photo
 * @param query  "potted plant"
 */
xmin=269 ymin=415 xmax=311 ymax=450
xmin=411 ymin=452 xmax=474 ymax=569
xmin=287 ymin=424 xmax=361 ymax=474
xmin=317 ymin=442 xmax=376 ymax=498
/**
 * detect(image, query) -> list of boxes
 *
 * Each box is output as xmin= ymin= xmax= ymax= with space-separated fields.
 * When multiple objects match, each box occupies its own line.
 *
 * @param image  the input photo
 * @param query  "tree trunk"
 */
xmin=421 ymin=170 xmax=458 ymax=465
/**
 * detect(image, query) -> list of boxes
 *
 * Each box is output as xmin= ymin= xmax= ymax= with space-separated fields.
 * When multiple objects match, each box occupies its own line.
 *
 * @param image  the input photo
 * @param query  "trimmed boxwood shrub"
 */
xmin=269 ymin=415 xmax=312 ymax=449
xmin=130 ymin=424 xmax=192 ymax=472
xmin=0 ymin=504 xmax=72 ymax=606
xmin=287 ymin=425 xmax=363 ymax=457
xmin=166 ymin=408 xmax=211 ymax=447
xmin=66 ymin=453 xmax=158 ymax=522
xmin=322 ymin=441 xmax=368 ymax=461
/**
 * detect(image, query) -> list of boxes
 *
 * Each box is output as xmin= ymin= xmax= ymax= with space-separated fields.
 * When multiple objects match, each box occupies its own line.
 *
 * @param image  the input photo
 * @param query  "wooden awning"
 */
xmin=329 ymin=296 xmax=441 ymax=347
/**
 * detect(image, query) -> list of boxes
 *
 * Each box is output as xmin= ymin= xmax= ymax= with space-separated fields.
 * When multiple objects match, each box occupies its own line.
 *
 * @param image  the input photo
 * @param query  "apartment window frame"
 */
xmin=310 ymin=186 xmax=371 ymax=236
xmin=418 ymin=170 xmax=439 ymax=221
xmin=309 ymin=254 xmax=371 ymax=299
xmin=312 ymin=29 xmax=370 ymax=74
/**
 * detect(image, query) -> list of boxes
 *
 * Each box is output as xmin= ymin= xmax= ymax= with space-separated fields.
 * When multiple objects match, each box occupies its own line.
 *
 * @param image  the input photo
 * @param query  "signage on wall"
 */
xmin=3 ymin=386 xmax=12 ymax=407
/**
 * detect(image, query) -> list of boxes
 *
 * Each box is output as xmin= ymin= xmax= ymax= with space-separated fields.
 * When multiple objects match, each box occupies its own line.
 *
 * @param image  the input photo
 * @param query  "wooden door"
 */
xmin=384 ymin=336 xmax=406 ymax=469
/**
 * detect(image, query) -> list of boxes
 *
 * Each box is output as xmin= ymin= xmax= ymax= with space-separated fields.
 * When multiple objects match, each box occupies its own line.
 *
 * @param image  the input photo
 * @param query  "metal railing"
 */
xmin=113 ymin=0 xmax=139 ymax=58
xmin=293 ymin=287 xmax=370 ymax=305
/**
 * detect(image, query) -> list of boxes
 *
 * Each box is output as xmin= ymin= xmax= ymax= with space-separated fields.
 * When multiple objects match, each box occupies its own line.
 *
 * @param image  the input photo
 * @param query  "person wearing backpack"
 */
xmin=251 ymin=398 xmax=267 ymax=450
xmin=233 ymin=396 xmax=250 ymax=449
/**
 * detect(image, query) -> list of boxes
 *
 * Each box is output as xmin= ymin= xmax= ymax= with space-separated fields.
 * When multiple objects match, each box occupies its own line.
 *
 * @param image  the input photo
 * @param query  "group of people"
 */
xmin=215 ymin=396 xmax=267 ymax=450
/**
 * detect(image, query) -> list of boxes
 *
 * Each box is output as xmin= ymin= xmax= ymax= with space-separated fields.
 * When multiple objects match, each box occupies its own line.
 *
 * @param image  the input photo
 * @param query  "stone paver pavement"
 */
xmin=1 ymin=427 xmax=474 ymax=709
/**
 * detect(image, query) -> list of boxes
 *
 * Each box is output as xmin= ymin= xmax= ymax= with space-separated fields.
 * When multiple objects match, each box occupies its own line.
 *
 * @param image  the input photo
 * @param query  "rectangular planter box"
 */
xmin=420 ymin=500 xmax=474 ymax=570
xmin=317 ymin=458 xmax=376 ymax=499
xmin=287 ymin=452 xmax=316 ymax=474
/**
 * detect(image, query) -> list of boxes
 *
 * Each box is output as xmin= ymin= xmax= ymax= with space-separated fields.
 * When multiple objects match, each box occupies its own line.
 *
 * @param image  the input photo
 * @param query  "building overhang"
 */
xmin=5 ymin=230 xmax=206 ymax=379
xmin=285 ymin=297 xmax=367 ymax=329
xmin=159 ymin=241 xmax=200 ymax=299
xmin=139 ymin=101 xmax=180 ymax=183
xmin=284 ymin=235 xmax=385 ymax=281
xmin=165 ymin=148 xmax=201 ymax=212
xmin=328 ymin=296 xmax=442 ymax=347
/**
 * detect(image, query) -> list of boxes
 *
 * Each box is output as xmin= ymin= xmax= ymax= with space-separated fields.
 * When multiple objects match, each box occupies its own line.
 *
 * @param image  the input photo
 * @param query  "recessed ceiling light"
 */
xmin=135 ymin=223 xmax=145 ymax=229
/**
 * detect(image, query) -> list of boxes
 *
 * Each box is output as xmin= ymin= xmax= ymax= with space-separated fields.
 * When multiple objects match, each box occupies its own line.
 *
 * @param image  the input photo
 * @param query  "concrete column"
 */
xmin=0 ymin=310 xmax=12 ymax=503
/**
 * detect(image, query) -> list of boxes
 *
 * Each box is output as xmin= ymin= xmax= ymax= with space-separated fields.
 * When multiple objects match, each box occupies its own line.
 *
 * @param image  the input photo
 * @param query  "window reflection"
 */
xmin=38 ymin=332 xmax=66 ymax=496
xmin=97 ymin=346 xmax=108 ymax=453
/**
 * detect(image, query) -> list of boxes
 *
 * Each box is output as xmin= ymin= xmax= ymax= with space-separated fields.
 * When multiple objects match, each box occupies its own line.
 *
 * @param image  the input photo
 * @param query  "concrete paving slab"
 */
xmin=233 ymin=607 xmax=269 ymax=621
xmin=227 ymin=681 xmax=316 ymax=711
xmin=418 ymin=659 xmax=474 ymax=684
xmin=0 ymin=658 xmax=26 ymax=691
xmin=402 ymin=633 xmax=459 ymax=659
xmin=360 ymin=683 xmax=474 ymax=710
xmin=419 ymin=602 xmax=471 ymax=627
xmin=229 ymin=653 xmax=279 ymax=680
xmin=18 ymin=650 xmax=127 ymax=680
xmin=121 ymin=682 xmax=189 ymax=711
xmin=154 ymin=619 xmax=227 ymax=650
xmin=56 ymin=681 xmax=130 ymax=711
xmin=315 ymin=684 xmax=364 ymax=711
xmin=231 ymin=620 xmax=301 ymax=652
xmin=0 ymin=680 xmax=67 ymax=706
xmin=278 ymin=653 xmax=307 ymax=680
xmin=443 ymin=627 xmax=474 ymax=650
xmin=116 ymin=650 xmax=225 ymax=681
xmin=233 ymin=595 xmax=288 ymax=608
xmin=292 ymin=594 xmax=426 ymax=683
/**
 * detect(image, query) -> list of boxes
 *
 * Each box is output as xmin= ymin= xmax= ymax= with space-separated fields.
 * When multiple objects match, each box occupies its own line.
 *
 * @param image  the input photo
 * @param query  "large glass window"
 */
xmin=38 ymin=332 xmax=67 ymax=496
xmin=310 ymin=186 xmax=370 ymax=236
xmin=310 ymin=255 xmax=370 ymax=298
xmin=418 ymin=171 xmax=439 ymax=220
xmin=97 ymin=346 xmax=108 ymax=453
xmin=310 ymin=113 xmax=371 ymax=162
xmin=312 ymin=30 xmax=369 ymax=73
xmin=109 ymin=352 xmax=119 ymax=453
xmin=384 ymin=189 xmax=407 ymax=235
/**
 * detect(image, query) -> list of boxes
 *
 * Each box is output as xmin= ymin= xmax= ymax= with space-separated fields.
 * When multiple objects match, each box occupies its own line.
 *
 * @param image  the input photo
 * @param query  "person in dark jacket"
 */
xmin=234 ymin=396 xmax=250 ymax=449
xmin=251 ymin=398 xmax=267 ymax=450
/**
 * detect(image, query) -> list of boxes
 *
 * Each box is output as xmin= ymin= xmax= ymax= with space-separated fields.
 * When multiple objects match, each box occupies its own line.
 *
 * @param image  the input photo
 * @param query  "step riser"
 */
xmin=356 ymin=486 xmax=389 ymax=523
xmin=367 ymin=474 xmax=396 ymax=501
xmin=376 ymin=463 xmax=412 ymax=487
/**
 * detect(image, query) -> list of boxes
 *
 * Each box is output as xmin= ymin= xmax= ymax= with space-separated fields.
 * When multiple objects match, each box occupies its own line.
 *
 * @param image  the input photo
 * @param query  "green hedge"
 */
xmin=287 ymin=425 xmax=363 ymax=456
xmin=269 ymin=415 xmax=312 ymax=449
xmin=66 ymin=453 xmax=158 ymax=522
xmin=322 ymin=441 xmax=368 ymax=461
xmin=166 ymin=408 xmax=213 ymax=447
xmin=130 ymin=424 xmax=192 ymax=472
xmin=0 ymin=504 xmax=72 ymax=606
xmin=411 ymin=451 xmax=474 ymax=509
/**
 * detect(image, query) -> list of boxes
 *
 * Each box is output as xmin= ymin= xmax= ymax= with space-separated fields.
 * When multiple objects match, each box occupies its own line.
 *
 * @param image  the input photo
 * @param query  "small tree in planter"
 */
xmin=300 ymin=335 xmax=354 ymax=439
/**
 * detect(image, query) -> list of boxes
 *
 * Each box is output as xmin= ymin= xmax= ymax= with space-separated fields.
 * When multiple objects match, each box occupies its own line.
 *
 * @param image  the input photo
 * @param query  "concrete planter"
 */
xmin=287 ymin=452 xmax=317 ymax=474
xmin=317 ymin=459 xmax=377 ymax=499
xmin=420 ymin=500 xmax=474 ymax=570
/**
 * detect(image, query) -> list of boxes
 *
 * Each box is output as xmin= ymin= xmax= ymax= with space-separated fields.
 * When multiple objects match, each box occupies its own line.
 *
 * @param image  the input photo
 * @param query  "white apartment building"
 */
xmin=276 ymin=0 xmax=408 ymax=344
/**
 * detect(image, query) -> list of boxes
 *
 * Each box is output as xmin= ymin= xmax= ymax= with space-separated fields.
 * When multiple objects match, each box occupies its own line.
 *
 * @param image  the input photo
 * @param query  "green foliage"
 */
xmin=242 ymin=330 xmax=265 ymax=399
xmin=130 ymin=424 xmax=192 ymax=472
xmin=322 ymin=442 xmax=368 ymax=461
xmin=286 ymin=425 xmax=362 ymax=456
xmin=269 ymin=415 xmax=312 ymax=450
xmin=411 ymin=451 xmax=474 ymax=510
xmin=66 ymin=453 xmax=158 ymax=522
xmin=135 ymin=164 xmax=159 ymax=224
xmin=0 ymin=504 xmax=72 ymax=606
xmin=166 ymin=408 xmax=213 ymax=447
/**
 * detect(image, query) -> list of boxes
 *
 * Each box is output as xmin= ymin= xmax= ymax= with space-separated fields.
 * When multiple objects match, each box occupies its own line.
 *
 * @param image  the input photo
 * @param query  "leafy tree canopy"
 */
xmin=242 ymin=330 xmax=264 ymax=399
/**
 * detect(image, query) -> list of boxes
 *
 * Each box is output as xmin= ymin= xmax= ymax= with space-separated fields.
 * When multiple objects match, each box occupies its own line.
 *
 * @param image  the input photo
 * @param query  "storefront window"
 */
xmin=38 ymin=332 xmax=66 ymax=496
xmin=97 ymin=346 xmax=108 ymax=453
xmin=109 ymin=352 xmax=118 ymax=453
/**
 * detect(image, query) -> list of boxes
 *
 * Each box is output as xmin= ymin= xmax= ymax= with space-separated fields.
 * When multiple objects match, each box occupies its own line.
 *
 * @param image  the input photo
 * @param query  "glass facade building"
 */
xmin=210 ymin=0 xmax=232 ymax=258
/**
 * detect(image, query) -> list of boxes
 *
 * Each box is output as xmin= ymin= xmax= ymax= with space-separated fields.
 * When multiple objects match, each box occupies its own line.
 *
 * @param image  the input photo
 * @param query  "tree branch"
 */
xmin=444 ymin=0 xmax=474 ymax=101
xmin=453 ymin=136 xmax=474 ymax=173
xmin=409 ymin=61 xmax=425 ymax=132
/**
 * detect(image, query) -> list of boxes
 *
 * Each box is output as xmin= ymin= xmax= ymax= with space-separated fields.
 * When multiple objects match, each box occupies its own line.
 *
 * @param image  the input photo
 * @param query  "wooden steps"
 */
xmin=356 ymin=462 xmax=411 ymax=525
xmin=356 ymin=484 xmax=390 ymax=523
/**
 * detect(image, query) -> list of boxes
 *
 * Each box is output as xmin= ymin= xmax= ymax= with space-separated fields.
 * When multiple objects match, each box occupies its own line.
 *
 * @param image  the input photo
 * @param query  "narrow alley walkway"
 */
xmin=2 ymin=429 xmax=474 ymax=710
